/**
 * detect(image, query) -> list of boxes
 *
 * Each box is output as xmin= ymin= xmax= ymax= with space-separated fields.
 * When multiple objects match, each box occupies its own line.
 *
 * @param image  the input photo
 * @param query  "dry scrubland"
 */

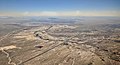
xmin=0 ymin=17 xmax=120 ymax=65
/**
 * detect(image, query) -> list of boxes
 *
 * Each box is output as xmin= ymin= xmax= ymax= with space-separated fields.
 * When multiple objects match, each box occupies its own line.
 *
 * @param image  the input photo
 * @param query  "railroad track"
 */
xmin=19 ymin=41 xmax=63 ymax=65
xmin=18 ymin=26 xmax=81 ymax=65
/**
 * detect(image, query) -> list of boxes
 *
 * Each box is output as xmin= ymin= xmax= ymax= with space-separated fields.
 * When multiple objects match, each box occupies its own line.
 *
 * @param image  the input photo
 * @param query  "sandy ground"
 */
xmin=0 ymin=24 xmax=120 ymax=65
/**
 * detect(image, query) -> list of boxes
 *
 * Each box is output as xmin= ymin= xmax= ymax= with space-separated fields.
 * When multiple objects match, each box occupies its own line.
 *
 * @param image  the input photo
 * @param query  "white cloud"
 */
xmin=23 ymin=11 xmax=29 ymax=15
xmin=39 ymin=11 xmax=58 ymax=16
xmin=1 ymin=10 xmax=120 ymax=16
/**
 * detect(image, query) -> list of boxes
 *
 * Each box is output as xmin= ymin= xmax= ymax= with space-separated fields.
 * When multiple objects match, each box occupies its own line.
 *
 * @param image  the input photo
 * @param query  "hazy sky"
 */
xmin=0 ymin=0 xmax=120 ymax=16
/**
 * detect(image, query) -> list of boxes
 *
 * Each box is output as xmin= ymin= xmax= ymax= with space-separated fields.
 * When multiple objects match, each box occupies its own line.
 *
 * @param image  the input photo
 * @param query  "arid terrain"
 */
xmin=0 ymin=17 xmax=120 ymax=65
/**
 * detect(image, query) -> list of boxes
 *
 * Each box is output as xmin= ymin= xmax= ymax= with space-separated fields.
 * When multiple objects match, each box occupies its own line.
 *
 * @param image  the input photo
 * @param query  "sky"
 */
xmin=0 ymin=0 xmax=120 ymax=16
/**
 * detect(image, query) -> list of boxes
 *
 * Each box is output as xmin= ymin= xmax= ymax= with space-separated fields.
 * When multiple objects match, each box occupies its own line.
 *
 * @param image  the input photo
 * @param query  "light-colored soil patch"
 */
xmin=0 ymin=45 xmax=20 ymax=50
xmin=13 ymin=31 xmax=36 ymax=41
